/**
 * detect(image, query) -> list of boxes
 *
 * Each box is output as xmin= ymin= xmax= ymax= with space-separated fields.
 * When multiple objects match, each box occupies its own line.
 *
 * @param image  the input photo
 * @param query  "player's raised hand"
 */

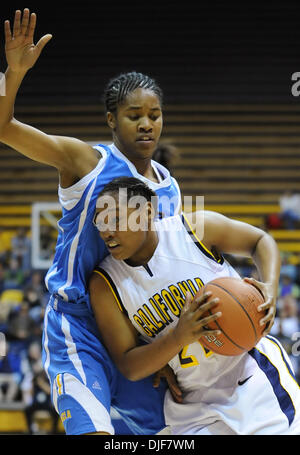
xmin=4 ymin=8 xmax=52 ymax=73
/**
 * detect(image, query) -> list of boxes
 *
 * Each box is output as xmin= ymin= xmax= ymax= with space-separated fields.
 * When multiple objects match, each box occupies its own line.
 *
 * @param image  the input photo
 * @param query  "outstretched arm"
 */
xmin=0 ymin=9 xmax=98 ymax=180
xmin=89 ymin=272 xmax=221 ymax=381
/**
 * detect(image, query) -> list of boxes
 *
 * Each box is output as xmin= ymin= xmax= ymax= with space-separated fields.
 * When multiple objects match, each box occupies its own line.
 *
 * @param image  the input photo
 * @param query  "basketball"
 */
xmin=198 ymin=277 xmax=266 ymax=356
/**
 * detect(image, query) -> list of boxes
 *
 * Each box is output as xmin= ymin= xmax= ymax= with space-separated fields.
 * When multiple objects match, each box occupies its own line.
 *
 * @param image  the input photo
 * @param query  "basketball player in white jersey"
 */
xmin=0 ymin=10 xmax=183 ymax=434
xmin=90 ymin=177 xmax=300 ymax=435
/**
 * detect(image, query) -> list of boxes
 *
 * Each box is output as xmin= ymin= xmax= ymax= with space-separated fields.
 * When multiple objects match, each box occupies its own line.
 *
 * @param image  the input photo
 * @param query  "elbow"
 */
xmin=118 ymin=363 xmax=145 ymax=382
xmin=0 ymin=119 xmax=14 ymax=141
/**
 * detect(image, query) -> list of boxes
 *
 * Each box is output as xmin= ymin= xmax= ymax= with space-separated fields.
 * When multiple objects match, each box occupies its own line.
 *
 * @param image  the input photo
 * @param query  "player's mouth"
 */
xmin=106 ymin=240 xmax=121 ymax=251
xmin=136 ymin=135 xmax=154 ymax=143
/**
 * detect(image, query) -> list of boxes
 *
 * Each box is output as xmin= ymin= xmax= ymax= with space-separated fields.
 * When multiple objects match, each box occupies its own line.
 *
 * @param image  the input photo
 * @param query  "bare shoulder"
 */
xmin=56 ymin=137 xmax=102 ymax=186
xmin=184 ymin=209 xmax=231 ymax=249
xmin=56 ymin=136 xmax=101 ymax=175
xmin=184 ymin=210 xmax=226 ymax=231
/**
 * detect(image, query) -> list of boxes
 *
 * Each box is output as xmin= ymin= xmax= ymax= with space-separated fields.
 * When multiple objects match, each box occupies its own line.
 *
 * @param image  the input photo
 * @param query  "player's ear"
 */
xmin=107 ymin=112 xmax=116 ymax=130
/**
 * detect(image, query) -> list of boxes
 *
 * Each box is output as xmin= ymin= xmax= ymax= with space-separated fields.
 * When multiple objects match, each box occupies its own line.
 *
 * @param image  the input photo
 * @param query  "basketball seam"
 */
xmin=207 ymin=308 xmax=245 ymax=352
xmin=208 ymin=282 xmax=258 ymax=350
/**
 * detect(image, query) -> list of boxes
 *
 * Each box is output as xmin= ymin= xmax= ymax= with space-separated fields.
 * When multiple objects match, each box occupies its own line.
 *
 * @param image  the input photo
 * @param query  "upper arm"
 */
xmin=186 ymin=210 xmax=266 ymax=257
xmin=1 ymin=118 xmax=99 ymax=175
xmin=89 ymin=271 xmax=139 ymax=369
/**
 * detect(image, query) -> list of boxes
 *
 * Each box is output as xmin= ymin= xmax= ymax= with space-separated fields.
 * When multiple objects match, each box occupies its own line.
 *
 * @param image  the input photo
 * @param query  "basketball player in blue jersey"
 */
xmin=0 ymin=9 xmax=183 ymax=434
xmin=90 ymin=177 xmax=300 ymax=435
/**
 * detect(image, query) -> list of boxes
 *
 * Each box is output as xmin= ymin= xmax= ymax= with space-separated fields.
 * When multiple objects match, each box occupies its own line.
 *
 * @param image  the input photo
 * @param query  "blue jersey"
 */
xmin=45 ymin=143 xmax=181 ymax=312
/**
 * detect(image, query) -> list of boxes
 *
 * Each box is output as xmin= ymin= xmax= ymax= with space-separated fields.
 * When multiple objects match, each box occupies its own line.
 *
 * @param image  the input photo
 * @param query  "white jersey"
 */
xmin=96 ymin=214 xmax=300 ymax=435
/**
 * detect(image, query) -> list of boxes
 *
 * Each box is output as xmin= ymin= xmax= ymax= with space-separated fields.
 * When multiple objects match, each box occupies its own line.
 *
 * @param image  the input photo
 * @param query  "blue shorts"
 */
xmin=42 ymin=297 xmax=167 ymax=435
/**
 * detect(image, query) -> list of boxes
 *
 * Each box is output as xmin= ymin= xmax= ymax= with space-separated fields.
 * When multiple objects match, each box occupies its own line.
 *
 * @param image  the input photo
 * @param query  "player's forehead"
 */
xmin=95 ymin=194 xmax=132 ymax=217
xmin=96 ymin=190 xmax=123 ymax=208
xmin=96 ymin=189 xmax=150 ymax=208
xmin=120 ymin=87 xmax=162 ymax=111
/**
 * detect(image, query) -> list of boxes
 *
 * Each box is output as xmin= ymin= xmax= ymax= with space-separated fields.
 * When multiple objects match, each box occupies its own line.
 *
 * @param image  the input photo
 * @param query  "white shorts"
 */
xmin=166 ymin=336 xmax=300 ymax=435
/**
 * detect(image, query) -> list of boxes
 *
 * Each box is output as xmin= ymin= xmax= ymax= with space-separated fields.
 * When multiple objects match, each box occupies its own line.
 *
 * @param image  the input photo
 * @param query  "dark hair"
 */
xmin=104 ymin=72 xmax=163 ymax=113
xmin=98 ymin=177 xmax=157 ymax=203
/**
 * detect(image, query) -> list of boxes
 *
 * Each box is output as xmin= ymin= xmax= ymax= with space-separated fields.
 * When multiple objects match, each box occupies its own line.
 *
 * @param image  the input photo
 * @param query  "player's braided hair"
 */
xmin=104 ymin=72 xmax=163 ymax=113
xmin=98 ymin=177 xmax=157 ymax=203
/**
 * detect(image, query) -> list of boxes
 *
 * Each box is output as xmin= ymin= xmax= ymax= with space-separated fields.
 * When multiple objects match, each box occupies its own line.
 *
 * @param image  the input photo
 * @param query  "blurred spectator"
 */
xmin=23 ymin=270 xmax=48 ymax=307
xmin=11 ymin=227 xmax=31 ymax=274
xmin=152 ymin=142 xmax=179 ymax=175
xmin=0 ymin=342 xmax=32 ymax=403
xmin=40 ymin=225 xmax=56 ymax=261
xmin=22 ymin=342 xmax=59 ymax=434
xmin=279 ymin=274 xmax=300 ymax=300
xmin=266 ymin=213 xmax=283 ymax=230
xmin=23 ymin=287 xmax=42 ymax=310
xmin=6 ymin=300 xmax=40 ymax=348
xmin=3 ymin=256 xmax=25 ymax=290
xmin=279 ymin=190 xmax=300 ymax=230
xmin=280 ymin=253 xmax=299 ymax=282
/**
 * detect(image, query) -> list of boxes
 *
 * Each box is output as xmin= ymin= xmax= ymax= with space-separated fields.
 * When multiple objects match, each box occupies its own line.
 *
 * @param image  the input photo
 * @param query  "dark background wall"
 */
xmin=1 ymin=0 xmax=300 ymax=105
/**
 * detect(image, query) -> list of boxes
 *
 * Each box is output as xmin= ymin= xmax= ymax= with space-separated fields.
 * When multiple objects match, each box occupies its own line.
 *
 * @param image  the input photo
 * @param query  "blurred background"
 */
xmin=0 ymin=0 xmax=300 ymax=434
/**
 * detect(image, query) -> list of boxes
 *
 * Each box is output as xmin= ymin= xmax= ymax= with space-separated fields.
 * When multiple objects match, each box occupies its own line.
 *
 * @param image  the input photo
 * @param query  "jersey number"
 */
xmin=178 ymin=342 xmax=213 ymax=368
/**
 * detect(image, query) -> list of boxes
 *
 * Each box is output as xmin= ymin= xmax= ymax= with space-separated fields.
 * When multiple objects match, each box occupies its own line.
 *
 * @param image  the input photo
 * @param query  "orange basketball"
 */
xmin=197 ymin=277 xmax=266 ymax=356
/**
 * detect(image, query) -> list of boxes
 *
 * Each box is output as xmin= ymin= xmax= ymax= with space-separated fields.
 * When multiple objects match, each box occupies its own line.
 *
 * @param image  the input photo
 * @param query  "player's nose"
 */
xmin=138 ymin=116 xmax=153 ymax=132
xmin=101 ymin=229 xmax=115 ymax=241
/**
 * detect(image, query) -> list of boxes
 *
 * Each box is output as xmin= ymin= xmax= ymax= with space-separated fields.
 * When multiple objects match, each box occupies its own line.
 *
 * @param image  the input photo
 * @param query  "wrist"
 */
xmin=6 ymin=66 xmax=28 ymax=78
xmin=170 ymin=326 xmax=185 ymax=351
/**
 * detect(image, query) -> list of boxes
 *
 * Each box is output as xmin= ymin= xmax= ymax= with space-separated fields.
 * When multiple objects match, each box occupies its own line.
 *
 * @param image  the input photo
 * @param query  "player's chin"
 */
xmin=110 ymin=247 xmax=130 ymax=261
xmin=107 ymin=245 xmax=122 ymax=257
xmin=135 ymin=139 xmax=157 ymax=156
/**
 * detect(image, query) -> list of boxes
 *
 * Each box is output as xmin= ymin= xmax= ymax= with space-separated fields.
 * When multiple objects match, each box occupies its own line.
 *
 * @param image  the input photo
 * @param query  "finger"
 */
xmin=243 ymin=276 xmax=261 ymax=289
xmin=152 ymin=374 xmax=161 ymax=388
xmin=243 ymin=277 xmax=254 ymax=283
xmin=193 ymin=290 xmax=212 ymax=305
xmin=259 ymin=307 xmax=275 ymax=327
xmin=13 ymin=10 xmax=21 ymax=37
xmin=257 ymin=298 xmax=271 ymax=312
xmin=194 ymin=297 xmax=219 ymax=316
xmin=198 ymin=311 xmax=222 ymax=329
xmin=36 ymin=34 xmax=53 ymax=53
xmin=261 ymin=312 xmax=275 ymax=335
xmin=168 ymin=381 xmax=182 ymax=397
xmin=27 ymin=12 xmax=36 ymax=40
xmin=199 ymin=327 xmax=222 ymax=338
xmin=262 ymin=319 xmax=274 ymax=336
xmin=4 ymin=20 xmax=12 ymax=42
xmin=163 ymin=372 xmax=182 ymax=395
xmin=185 ymin=291 xmax=193 ymax=305
xmin=181 ymin=291 xmax=193 ymax=314
xmin=169 ymin=385 xmax=183 ymax=403
xmin=163 ymin=375 xmax=183 ymax=402
xmin=190 ymin=291 xmax=212 ymax=312
xmin=244 ymin=277 xmax=266 ymax=299
xmin=21 ymin=8 xmax=30 ymax=35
